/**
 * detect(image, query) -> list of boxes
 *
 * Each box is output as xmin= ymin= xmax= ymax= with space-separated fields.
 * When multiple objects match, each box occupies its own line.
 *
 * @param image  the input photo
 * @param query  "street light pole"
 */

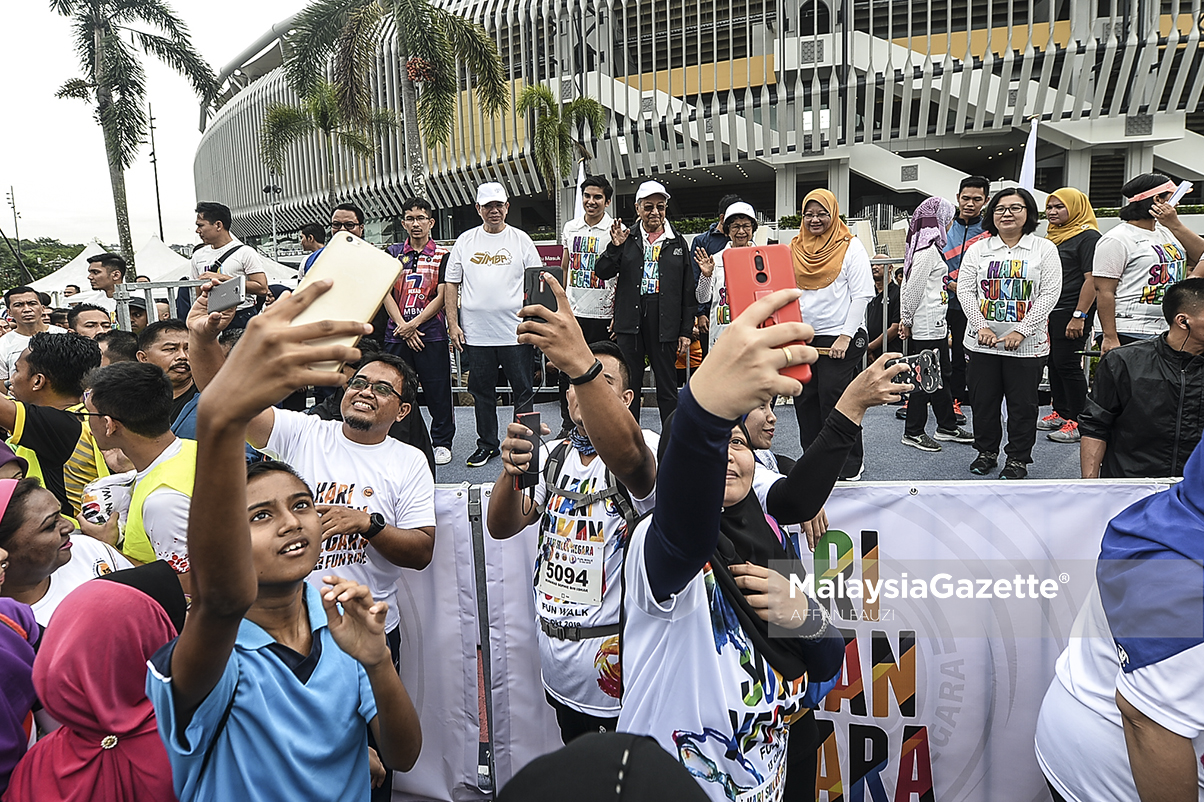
xmin=5 ymin=187 xmax=21 ymax=265
xmin=262 ymin=182 xmax=282 ymax=260
xmin=148 ymin=104 xmax=165 ymax=242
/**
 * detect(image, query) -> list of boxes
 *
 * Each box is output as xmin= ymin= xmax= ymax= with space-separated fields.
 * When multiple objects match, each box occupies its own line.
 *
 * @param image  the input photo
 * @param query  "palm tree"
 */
xmin=260 ymin=80 xmax=397 ymax=210
xmin=52 ymin=0 xmax=218 ymax=264
xmin=517 ymin=84 xmax=606 ymax=236
xmin=283 ymin=0 xmax=509 ymax=199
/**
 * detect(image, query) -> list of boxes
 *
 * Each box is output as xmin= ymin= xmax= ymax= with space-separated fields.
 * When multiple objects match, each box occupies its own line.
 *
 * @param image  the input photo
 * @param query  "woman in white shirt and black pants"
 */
xmin=791 ymin=189 xmax=876 ymax=480
xmin=956 ymin=188 xmax=1062 ymax=480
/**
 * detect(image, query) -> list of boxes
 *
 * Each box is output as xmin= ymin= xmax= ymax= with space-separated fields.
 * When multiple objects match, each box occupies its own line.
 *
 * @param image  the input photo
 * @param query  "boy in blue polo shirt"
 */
xmin=146 ymin=279 xmax=422 ymax=801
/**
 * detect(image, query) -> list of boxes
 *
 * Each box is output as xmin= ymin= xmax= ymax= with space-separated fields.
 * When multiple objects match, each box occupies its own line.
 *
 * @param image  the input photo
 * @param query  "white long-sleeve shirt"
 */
xmin=900 ymin=246 xmax=950 ymax=340
xmin=956 ymin=234 xmax=1062 ymax=358
xmin=796 ymin=238 xmax=875 ymax=337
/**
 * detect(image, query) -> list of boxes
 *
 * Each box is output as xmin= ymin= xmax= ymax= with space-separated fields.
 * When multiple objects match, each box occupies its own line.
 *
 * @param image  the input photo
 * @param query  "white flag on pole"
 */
xmin=573 ymin=162 xmax=586 ymax=221
xmin=1018 ymin=118 xmax=1039 ymax=191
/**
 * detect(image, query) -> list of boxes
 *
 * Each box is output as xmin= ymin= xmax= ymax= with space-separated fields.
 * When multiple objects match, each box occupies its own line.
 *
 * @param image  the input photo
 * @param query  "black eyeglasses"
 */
xmin=330 ymin=221 xmax=363 ymax=231
xmin=403 ymin=216 xmax=431 ymax=224
xmin=347 ymin=376 xmax=402 ymax=400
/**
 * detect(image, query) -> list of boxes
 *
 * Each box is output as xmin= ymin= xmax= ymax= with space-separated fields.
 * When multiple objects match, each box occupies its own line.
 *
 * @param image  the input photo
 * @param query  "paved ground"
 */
xmin=427 ymin=398 xmax=1081 ymax=485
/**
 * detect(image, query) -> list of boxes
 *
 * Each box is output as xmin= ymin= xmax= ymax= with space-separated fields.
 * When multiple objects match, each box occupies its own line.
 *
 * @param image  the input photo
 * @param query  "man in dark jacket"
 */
xmin=595 ymin=180 xmax=697 ymax=424
xmin=1080 ymin=278 xmax=1204 ymax=478
xmin=942 ymin=176 xmax=991 ymax=404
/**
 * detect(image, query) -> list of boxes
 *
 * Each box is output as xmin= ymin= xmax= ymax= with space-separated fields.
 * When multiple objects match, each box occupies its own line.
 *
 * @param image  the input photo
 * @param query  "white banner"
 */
xmin=808 ymin=481 xmax=1168 ymax=802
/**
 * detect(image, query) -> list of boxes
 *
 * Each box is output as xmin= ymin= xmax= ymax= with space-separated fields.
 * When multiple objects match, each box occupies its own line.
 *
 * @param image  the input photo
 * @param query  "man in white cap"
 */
xmin=595 ymin=180 xmax=696 ymax=424
xmin=445 ymin=181 xmax=544 ymax=467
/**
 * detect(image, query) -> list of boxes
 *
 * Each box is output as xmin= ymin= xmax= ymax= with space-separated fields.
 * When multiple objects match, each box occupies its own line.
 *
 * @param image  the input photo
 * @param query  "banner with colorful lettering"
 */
xmin=809 ymin=481 xmax=1169 ymax=802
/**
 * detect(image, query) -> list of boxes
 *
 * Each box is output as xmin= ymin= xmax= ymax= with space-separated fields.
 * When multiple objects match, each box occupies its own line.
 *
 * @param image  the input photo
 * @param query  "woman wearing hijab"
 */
xmin=1039 ymin=188 xmax=1101 ymax=444
xmin=790 ymin=189 xmax=876 ymax=479
xmin=1093 ymin=173 xmax=1204 ymax=354
xmin=899 ymin=197 xmax=975 ymax=452
xmin=956 ymin=188 xmax=1063 ymax=480
xmin=617 ymin=288 xmax=908 ymax=801
xmin=5 ymin=565 xmax=184 ymax=801
xmin=0 ymin=483 xmax=37 ymax=796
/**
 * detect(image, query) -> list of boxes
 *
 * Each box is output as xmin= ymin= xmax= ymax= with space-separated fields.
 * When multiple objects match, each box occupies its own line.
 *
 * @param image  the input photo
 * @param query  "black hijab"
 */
xmin=97 ymin=561 xmax=187 ymax=634
xmin=659 ymin=416 xmax=812 ymax=681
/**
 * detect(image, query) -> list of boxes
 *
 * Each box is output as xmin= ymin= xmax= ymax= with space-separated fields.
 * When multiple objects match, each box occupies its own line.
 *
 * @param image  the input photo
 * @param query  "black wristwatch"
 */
xmin=363 ymin=512 xmax=387 ymax=540
xmin=567 ymin=358 xmax=604 ymax=385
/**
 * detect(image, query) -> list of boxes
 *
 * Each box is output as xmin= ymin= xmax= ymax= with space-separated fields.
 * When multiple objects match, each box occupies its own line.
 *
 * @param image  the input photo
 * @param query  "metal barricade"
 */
xmin=112 ymin=281 xmax=209 ymax=330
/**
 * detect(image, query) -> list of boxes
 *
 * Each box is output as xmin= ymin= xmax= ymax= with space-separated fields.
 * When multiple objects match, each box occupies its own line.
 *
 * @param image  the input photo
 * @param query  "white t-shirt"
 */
xmin=797 ymin=238 xmax=876 ymax=337
xmin=137 ymin=438 xmax=192 ymax=573
xmin=531 ymin=430 xmax=658 ymax=716
xmin=30 ymin=534 xmax=132 ymax=627
xmin=190 ymin=238 xmax=265 ymax=311
xmin=262 ymin=410 xmax=436 ymax=632
xmin=1035 ymin=584 xmax=1204 ymax=801
xmin=618 ymin=519 xmax=809 ymax=802
xmin=1092 ymin=221 xmax=1188 ymax=336
xmin=444 ymin=225 xmax=543 ymax=346
xmin=0 ymin=326 xmax=68 ymax=385
xmin=957 ymin=234 xmax=1063 ymax=359
xmin=900 ymin=246 xmax=950 ymax=340
xmin=562 ymin=214 xmax=616 ymax=320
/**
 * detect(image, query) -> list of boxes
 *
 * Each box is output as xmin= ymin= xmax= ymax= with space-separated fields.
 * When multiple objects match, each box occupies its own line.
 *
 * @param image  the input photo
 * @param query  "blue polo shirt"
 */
xmin=146 ymin=584 xmax=378 ymax=801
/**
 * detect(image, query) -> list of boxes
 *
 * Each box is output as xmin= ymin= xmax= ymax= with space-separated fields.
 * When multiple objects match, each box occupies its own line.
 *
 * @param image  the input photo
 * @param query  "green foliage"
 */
xmin=0 ymin=238 xmax=85 ymax=292
xmin=779 ymin=214 xmax=802 ymax=229
xmin=672 ymin=217 xmax=719 ymax=235
xmin=517 ymin=84 xmax=606 ymax=196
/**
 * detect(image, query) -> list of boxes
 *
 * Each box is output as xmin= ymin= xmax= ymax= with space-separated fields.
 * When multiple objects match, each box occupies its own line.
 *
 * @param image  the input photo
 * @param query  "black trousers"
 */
xmin=946 ymin=305 xmax=969 ymax=403
xmin=464 ymin=344 xmax=535 ymax=451
xmin=616 ymin=295 xmax=680 ymax=426
xmin=794 ymin=333 xmax=866 ymax=478
xmin=385 ymin=338 xmax=456 ymax=449
xmin=782 ymin=709 xmax=820 ymax=801
xmin=557 ymin=317 xmax=614 ymax=430
xmin=967 ymin=352 xmax=1044 ymax=463
xmin=545 ymin=693 xmax=618 ymax=744
xmin=1046 ymin=310 xmax=1090 ymax=423
xmin=904 ymin=338 xmax=959 ymax=436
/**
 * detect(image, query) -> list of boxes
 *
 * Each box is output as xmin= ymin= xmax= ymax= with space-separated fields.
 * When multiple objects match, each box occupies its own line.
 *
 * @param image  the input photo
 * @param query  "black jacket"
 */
xmin=1079 ymin=335 xmax=1204 ymax=478
xmin=594 ymin=224 xmax=697 ymax=343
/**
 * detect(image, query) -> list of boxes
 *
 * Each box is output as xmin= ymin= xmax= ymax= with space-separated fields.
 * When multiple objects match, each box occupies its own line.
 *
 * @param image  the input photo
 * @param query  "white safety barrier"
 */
xmin=388 ymin=480 xmax=1171 ymax=801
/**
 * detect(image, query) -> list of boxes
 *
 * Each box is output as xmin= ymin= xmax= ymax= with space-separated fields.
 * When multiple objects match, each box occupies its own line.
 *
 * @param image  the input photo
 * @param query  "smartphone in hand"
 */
xmin=523 ymin=267 xmax=563 ymax=323
xmin=723 ymin=245 xmax=813 ymax=384
xmin=514 ymin=410 xmax=541 ymax=490
xmin=885 ymin=350 xmax=943 ymax=394
xmin=207 ymin=274 xmax=245 ymax=313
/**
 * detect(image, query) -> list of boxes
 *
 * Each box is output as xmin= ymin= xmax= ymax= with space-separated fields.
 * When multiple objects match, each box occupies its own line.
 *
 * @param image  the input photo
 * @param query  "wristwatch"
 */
xmin=568 ymin=358 xmax=604 ymax=385
xmin=363 ymin=512 xmax=387 ymax=540
xmin=1072 ymin=311 xmax=1087 ymax=320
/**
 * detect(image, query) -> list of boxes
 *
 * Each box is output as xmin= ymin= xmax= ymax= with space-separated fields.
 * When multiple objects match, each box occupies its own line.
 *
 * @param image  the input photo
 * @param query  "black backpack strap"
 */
xmin=211 ymin=244 xmax=246 ymax=271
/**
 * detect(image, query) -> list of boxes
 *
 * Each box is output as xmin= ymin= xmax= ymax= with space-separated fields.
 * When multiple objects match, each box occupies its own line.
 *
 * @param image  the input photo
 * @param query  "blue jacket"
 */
xmin=942 ymin=216 xmax=988 ymax=312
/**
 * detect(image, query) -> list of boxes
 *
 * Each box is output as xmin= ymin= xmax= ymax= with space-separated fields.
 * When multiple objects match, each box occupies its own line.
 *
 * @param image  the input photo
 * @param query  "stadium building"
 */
xmin=194 ymin=0 xmax=1204 ymax=246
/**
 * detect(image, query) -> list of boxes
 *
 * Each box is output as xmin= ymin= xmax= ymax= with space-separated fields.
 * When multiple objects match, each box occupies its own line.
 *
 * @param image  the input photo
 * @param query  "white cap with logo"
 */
xmin=634 ymin=180 xmax=671 ymax=203
xmin=476 ymin=182 xmax=508 ymax=205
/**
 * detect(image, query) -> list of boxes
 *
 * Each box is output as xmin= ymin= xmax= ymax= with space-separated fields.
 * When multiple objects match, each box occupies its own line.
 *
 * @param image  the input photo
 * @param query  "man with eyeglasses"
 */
xmin=382 ymin=198 xmax=455 ymax=466
xmin=595 ymin=180 xmax=697 ymax=424
xmin=445 ymin=182 xmax=543 ymax=467
xmin=190 ymin=201 xmax=269 ymax=329
xmin=188 ymin=295 xmax=436 ymax=686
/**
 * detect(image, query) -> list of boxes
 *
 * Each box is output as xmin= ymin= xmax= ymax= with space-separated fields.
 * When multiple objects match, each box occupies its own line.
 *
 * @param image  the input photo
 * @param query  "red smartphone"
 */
xmin=722 ymin=244 xmax=813 ymax=384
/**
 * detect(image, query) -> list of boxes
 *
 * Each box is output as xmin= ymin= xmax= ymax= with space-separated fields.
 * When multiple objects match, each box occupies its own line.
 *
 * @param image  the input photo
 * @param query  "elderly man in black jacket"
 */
xmin=1080 ymin=278 xmax=1204 ymax=478
xmin=595 ymin=180 xmax=697 ymax=424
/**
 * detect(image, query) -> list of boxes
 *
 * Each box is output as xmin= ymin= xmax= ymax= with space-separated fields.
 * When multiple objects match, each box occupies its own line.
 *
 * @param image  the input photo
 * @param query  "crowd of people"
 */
xmin=0 ymin=169 xmax=1201 ymax=801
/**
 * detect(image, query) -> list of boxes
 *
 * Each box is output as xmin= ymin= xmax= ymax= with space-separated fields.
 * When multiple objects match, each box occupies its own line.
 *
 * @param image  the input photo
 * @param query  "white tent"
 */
xmin=132 ymin=236 xmax=192 ymax=282
xmin=29 ymin=239 xmax=108 ymax=300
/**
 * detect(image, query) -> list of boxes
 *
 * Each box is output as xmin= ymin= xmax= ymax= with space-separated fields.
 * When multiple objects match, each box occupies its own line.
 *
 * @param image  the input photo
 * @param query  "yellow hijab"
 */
xmin=791 ymin=189 xmax=852 ymax=290
xmin=1046 ymin=187 xmax=1100 ymax=246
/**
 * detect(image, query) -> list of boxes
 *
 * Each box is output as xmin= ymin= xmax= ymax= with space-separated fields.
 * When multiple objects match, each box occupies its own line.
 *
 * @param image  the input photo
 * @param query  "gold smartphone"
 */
xmin=289 ymin=232 xmax=403 ymax=370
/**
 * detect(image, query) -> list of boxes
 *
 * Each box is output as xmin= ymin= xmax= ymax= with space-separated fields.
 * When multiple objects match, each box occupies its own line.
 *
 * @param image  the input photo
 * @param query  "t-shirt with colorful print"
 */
xmin=384 ymin=240 xmax=450 ymax=343
xmin=1093 ymin=221 xmax=1189 ymax=336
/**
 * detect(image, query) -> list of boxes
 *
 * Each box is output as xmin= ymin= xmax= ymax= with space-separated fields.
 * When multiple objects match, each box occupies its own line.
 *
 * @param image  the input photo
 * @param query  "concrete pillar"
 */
xmin=827 ymin=159 xmax=850 ymax=212
xmin=1125 ymin=144 xmax=1154 ymax=179
xmin=1064 ymin=148 xmax=1091 ymax=195
xmin=775 ymin=163 xmax=799 ymax=221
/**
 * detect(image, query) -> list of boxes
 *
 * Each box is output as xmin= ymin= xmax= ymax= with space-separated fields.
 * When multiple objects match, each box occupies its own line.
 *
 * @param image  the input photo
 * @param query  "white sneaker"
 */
xmin=434 ymin=447 xmax=452 ymax=465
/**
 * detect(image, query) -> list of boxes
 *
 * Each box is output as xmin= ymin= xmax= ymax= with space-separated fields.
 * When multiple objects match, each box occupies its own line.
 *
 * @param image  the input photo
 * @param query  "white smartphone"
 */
xmin=207 ymin=274 xmax=245 ymax=313
xmin=289 ymin=232 xmax=404 ymax=370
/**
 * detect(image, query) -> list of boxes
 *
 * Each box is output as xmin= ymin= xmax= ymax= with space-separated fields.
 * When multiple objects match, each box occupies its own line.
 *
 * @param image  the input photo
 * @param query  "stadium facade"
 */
xmin=194 ymin=0 xmax=1204 ymax=245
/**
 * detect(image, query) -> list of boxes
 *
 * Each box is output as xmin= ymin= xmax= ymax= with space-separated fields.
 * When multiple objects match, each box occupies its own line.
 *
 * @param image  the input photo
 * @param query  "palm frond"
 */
xmin=284 ymin=0 xmax=369 ymax=97
xmin=517 ymin=83 xmax=555 ymax=116
xmin=530 ymin=114 xmax=562 ymax=196
xmin=260 ymin=103 xmax=316 ymax=174
xmin=100 ymin=91 xmax=148 ymax=169
xmin=366 ymin=107 xmax=399 ymax=135
xmin=335 ymin=129 xmax=375 ymax=160
xmin=564 ymin=97 xmax=606 ymax=139
xmin=109 ymin=0 xmax=187 ymax=36
xmin=303 ymin=80 xmax=345 ymax=134
xmin=331 ymin=2 xmax=383 ymax=125
xmin=131 ymin=29 xmax=219 ymax=103
xmin=55 ymin=78 xmax=95 ymax=101
xmin=437 ymin=12 xmax=508 ymax=115
xmin=48 ymin=0 xmax=79 ymax=15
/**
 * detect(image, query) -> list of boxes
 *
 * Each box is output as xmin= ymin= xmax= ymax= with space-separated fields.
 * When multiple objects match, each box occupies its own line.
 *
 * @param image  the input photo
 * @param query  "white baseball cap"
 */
xmin=723 ymin=201 xmax=757 ymax=224
xmin=476 ymin=182 xmax=508 ymax=205
xmin=634 ymin=180 xmax=671 ymax=203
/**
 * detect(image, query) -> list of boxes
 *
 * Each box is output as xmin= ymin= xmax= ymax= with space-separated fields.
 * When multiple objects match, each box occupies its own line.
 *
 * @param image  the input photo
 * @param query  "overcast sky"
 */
xmin=3 ymin=1 xmax=300 ymax=250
